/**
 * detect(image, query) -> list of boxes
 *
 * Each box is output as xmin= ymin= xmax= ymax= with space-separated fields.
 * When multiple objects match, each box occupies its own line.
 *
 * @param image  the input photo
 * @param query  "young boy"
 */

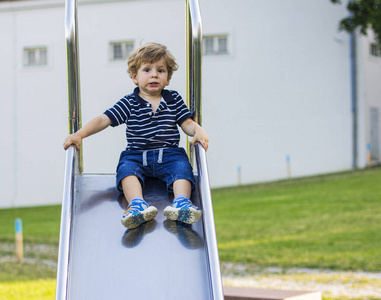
xmin=63 ymin=42 xmax=209 ymax=230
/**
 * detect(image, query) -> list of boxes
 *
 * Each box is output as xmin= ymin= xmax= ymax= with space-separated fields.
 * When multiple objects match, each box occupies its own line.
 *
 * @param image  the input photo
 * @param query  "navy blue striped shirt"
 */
xmin=104 ymin=87 xmax=192 ymax=150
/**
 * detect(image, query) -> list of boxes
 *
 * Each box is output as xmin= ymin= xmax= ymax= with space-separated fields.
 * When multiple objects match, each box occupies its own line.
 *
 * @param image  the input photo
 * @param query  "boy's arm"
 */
xmin=180 ymin=118 xmax=209 ymax=151
xmin=63 ymin=114 xmax=112 ymax=150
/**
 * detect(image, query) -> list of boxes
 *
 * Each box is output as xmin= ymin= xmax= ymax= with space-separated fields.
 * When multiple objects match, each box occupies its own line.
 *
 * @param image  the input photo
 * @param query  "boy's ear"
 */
xmin=132 ymin=73 xmax=138 ymax=85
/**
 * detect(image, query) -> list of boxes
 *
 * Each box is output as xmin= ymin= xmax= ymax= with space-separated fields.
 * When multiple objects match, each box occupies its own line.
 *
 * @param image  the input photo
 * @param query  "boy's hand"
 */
xmin=181 ymin=118 xmax=209 ymax=151
xmin=192 ymin=127 xmax=209 ymax=151
xmin=62 ymin=114 xmax=112 ymax=151
xmin=63 ymin=133 xmax=82 ymax=151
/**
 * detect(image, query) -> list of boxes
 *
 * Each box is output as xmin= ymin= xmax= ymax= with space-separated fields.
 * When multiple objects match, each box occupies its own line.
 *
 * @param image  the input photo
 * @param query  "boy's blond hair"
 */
xmin=127 ymin=42 xmax=179 ymax=80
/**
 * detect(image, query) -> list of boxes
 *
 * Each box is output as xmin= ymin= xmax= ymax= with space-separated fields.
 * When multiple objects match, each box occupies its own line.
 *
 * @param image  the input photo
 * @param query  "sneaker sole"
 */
xmin=163 ymin=206 xmax=202 ymax=224
xmin=121 ymin=206 xmax=158 ymax=229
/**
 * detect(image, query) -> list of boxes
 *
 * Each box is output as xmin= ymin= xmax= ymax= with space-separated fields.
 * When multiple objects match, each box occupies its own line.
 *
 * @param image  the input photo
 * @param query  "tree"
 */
xmin=331 ymin=0 xmax=381 ymax=48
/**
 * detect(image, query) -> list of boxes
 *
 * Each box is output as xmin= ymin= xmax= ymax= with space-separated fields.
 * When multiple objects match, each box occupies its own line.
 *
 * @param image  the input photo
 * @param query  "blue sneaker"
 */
xmin=163 ymin=196 xmax=202 ymax=224
xmin=121 ymin=198 xmax=158 ymax=229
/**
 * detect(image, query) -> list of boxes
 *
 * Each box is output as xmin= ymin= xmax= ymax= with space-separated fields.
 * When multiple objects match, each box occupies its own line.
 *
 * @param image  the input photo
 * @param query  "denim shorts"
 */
xmin=116 ymin=147 xmax=195 ymax=192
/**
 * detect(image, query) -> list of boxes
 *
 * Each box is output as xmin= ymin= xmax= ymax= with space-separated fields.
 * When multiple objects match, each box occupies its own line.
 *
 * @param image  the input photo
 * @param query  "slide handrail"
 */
xmin=56 ymin=146 xmax=76 ymax=300
xmin=186 ymin=0 xmax=202 ymax=125
xmin=195 ymin=144 xmax=224 ymax=300
xmin=186 ymin=0 xmax=203 ymax=165
xmin=65 ymin=0 xmax=83 ymax=174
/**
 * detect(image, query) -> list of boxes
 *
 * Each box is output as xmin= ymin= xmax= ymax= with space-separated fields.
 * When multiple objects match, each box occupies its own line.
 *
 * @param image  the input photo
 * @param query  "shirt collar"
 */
xmin=133 ymin=87 xmax=175 ymax=105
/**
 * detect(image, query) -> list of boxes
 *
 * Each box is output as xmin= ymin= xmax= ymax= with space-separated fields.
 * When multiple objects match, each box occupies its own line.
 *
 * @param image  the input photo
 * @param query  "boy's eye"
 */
xmin=158 ymin=69 xmax=166 ymax=73
xmin=143 ymin=68 xmax=150 ymax=72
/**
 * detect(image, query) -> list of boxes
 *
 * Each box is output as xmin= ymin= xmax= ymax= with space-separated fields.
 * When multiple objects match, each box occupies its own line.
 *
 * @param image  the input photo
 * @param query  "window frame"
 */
xmin=203 ymin=35 xmax=229 ymax=56
xmin=110 ymin=41 xmax=134 ymax=61
xmin=23 ymin=47 xmax=48 ymax=66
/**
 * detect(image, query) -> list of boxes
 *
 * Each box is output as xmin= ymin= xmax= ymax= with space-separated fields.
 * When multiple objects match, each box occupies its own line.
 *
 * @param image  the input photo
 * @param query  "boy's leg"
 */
xmin=164 ymin=179 xmax=202 ymax=224
xmin=173 ymin=179 xmax=192 ymax=199
xmin=121 ymin=175 xmax=144 ymax=202
xmin=121 ymin=175 xmax=158 ymax=229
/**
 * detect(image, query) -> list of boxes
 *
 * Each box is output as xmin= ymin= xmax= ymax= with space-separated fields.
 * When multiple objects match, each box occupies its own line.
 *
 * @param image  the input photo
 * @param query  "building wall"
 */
xmin=201 ymin=0 xmax=353 ymax=186
xmin=0 ymin=0 xmax=378 ymax=208
xmin=0 ymin=1 xmax=67 ymax=208
xmin=0 ymin=9 xmax=16 ymax=207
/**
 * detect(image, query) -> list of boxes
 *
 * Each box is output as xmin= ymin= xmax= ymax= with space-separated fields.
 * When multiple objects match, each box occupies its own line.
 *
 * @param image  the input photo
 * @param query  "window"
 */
xmin=24 ymin=47 xmax=48 ymax=66
xmin=370 ymin=43 xmax=380 ymax=57
xmin=203 ymin=35 xmax=228 ymax=55
xmin=110 ymin=41 xmax=134 ymax=60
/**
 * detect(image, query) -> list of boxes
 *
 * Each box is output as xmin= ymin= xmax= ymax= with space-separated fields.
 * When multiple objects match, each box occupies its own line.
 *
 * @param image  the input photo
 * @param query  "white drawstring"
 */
xmin=158 ymin=148 xmax=163 ymax=163
xmin=143 ymin=151 xmax=148 ymax=166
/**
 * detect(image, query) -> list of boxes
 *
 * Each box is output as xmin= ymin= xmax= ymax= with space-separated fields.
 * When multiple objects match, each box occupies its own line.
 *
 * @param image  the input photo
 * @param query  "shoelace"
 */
xmin=125 ymin=200 xmax=148 ymax=214
xmin=172 ymin=198 xmax=195 ymax=209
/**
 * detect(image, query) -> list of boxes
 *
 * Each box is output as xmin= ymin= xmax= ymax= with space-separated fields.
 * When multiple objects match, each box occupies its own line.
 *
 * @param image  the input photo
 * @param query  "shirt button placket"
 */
xmin=147 ymin=104 xmax=152 ymax=116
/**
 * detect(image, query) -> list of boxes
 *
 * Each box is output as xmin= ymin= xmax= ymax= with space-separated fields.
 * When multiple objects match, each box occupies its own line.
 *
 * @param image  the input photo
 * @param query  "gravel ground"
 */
xmin=0 ymin=242 xmax=58 ymax=268
xmin=221 ymin=262 xmax=381 ymax=299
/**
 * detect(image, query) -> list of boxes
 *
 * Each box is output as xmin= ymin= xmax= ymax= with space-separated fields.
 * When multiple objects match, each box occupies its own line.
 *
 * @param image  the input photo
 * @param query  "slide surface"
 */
xmin=66 ymin=174 xmax=213 ymax=300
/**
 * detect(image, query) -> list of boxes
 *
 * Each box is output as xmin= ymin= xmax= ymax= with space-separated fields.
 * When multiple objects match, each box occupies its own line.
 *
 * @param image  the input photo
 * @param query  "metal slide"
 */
xmin=56 ymin=145 xmax=223 ymax=299
xmin=56 ymin=0 xmax=223 ymax=299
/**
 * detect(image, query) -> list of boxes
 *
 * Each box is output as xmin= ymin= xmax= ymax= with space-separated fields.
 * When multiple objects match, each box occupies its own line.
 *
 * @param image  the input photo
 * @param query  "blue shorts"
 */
xmin=116 ymin=147 xmax=195 ymax=192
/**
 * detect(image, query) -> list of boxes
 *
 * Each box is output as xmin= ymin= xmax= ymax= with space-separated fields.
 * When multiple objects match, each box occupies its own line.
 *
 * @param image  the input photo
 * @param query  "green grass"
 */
xmin=212 ymin=167 xmax=381 ymax=271
xmin=0 ymin=205 xmax=61 ymax=245
xmin=0 ymin=205 xmax=61 ymax=283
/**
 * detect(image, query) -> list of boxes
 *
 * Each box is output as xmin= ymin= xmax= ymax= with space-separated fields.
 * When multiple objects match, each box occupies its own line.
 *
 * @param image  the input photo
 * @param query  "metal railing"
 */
xmin=195 ymin=144 xmax=224 ymax=300
xmin=186 ymin=0 xmax=203 ymax=165
xmin=186 ymin=0 xmax=202 ymax=125
xmin=186 ymin=5 xmax=224 ymax=297
xmin=65 ymin=0 xmax=83 ymax=174
xmin=55 ymin=146 xmax=76 ymax=300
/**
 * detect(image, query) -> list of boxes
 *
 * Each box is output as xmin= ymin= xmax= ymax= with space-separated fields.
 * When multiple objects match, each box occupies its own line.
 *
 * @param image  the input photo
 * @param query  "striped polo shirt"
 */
xmin=104 ymin=87 xmax=192 ymax=150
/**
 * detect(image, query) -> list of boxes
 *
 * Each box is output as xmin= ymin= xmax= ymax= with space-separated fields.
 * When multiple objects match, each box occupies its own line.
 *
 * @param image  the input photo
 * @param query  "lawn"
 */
xmin=0 ymin=205 xmax=61 ymax=245
xmin=213 ymin=167 xmax=381 ymax=271
xmin=0 ymin=166 xmax=380 ymax=298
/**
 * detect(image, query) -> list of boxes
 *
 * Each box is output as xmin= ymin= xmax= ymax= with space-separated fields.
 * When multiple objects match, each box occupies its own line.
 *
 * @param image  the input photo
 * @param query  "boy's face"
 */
xmin=132 ymin=57 xmax=170 ymax=99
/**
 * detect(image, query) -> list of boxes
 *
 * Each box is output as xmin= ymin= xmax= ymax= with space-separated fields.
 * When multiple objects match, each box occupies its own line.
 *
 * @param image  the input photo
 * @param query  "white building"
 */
xmin=0 ymin=0 xmax=380 ymax=208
